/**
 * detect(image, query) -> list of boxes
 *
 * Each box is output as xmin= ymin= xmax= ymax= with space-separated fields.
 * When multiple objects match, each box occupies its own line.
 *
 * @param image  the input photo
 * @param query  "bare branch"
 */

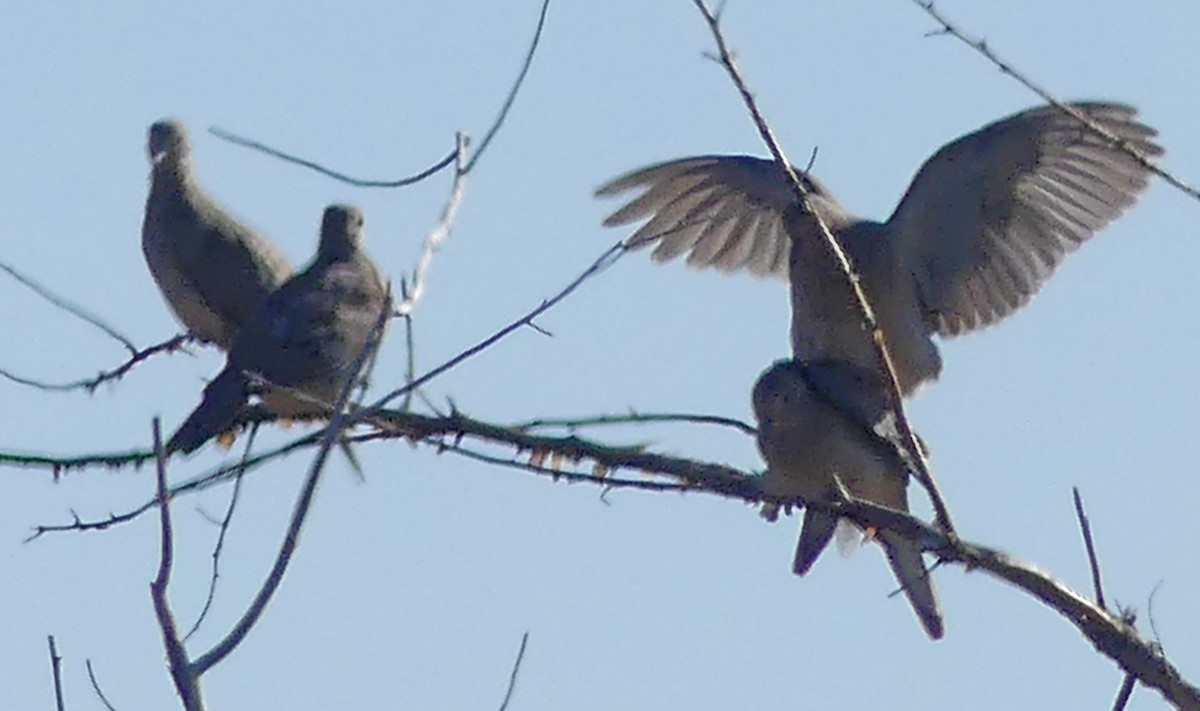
xmin=0 ymin=260 xmax=137 ymax=354
xmin=47 ymin=636 xmax=65 ymax=711
xmin=0 ymin=334 xmax=191 ymax=394
xmin=511 ymin=411 xmax=756 ymax=436
xmin=369 ymin=241 xmax=628 ymax=411
xmin=464 ymin=0 xmax=552 ymax=174
xmin=911 ymin=0 xmax=1200 ymax=203
xmin=149 ymin=418 xmax=205 ymax=711
xmin=1072 ymin=487 xmax=1107 ymax=610
xmin=496 ymin=632 xmax=530 ymax=711
xmin=1112 ymin=673 xmax=1137 ymax=711
xmin=19 ymin=410 xmax=1200 ymax=705
xmin=688 ymin=0 xmax=955 ymax=533
xmin=185 ymin=425 xmax=258 ymax=641
xmin=395 ymin=133 xmax=469 ymax=317
xmin=85 ymin=660 xmax=117 ymax=711
xmin=207 ymin=127 xmax=456 ymax=188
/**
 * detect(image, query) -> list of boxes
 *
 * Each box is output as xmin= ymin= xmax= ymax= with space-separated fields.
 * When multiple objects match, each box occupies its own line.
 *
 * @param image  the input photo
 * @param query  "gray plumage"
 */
xmin=143 ymin=119 xmax=293 ymax=350
xmin=752 ymin=358 xmax=943 ymax=640
xmin=168 ymin=204 xmax=388 ymax=454
xmin=599 ymin=102 xmax=1162 ymax=394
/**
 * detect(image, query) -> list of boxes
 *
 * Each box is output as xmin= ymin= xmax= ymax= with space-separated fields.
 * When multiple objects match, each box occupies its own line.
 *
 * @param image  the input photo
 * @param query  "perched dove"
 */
xmin=599 ymin=103 xmax=1162 ymax=394
xmin=752 ymin=358 xmax=943 ymax=640
xmin=168 ymin=204 xmax=389 ymax=454
xmin=143 ymin=119 xmax=293 ymax=350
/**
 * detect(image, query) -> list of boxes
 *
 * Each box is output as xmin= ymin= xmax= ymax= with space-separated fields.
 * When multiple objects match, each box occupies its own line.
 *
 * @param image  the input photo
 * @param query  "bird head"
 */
xmin=147 ymin=119 xmax=189 ymax=167
xmin=751 ymin=359 xmax=810 ymax=427
xmin=318 ymin=204 xmax=366 ymax=260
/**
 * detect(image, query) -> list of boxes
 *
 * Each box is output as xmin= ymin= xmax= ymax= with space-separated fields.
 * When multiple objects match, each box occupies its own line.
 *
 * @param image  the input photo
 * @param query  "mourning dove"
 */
xmin=752 ymin=358 xmax=943 ymax=640
xmin=167 ymin=204 xmax=389 ymax=454
xmin=143 ymin=119 xmax=293 ymax=350
xmin=599 ymin=103 xmax=1162 ymax=394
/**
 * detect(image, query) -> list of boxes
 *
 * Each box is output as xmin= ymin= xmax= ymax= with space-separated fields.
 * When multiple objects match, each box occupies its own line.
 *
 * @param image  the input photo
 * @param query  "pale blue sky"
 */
xmin=2 ymin=1 xmax=1198 ymax=709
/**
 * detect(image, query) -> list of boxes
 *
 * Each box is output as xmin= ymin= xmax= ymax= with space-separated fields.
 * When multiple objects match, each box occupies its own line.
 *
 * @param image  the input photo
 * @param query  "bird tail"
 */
xmin=167 ymin=370 xmax=246 ymax=455
xmin=878 ymin=530 xmax=944 ymax=640
xmin=792 ymin=507 xmax=837 ymax=576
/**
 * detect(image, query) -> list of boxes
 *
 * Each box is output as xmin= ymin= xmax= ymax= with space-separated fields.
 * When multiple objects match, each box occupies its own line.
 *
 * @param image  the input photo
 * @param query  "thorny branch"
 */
xmin=689 ymin=0 xmax=956 ymax=534
xmin=1 ymin=334 xmax=191 ymax=393
xmin=22 ymin=401 xmax=1200 ymax=708
xmin=911 ymin=0 xmax=1200 ymax=203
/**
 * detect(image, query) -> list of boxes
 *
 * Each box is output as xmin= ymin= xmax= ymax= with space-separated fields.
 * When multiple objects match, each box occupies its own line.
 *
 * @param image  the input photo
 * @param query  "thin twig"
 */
xmin=47 ymin=636 xmax=65 ymax=711
xmin=185 ymin=424 xmax=257 ymax=641
xmin=1112 ymin=673 xmax=1137 ymax=711
xmin=208 ymin=127 xmax=456 ymax=188
xmin=1072 ymin=487 xmax=1107 ymax=610
xmin=689 ymin=0 xmax=955 ymax=534
xmin=464 ymin=0 xmax=552 ymax=174
xmin=395 ymin=133 xmax=469 ymax=317
xmin=190 ymin=290 xmax=392 ymax=676
xmin=369 ymin=241 xmax=627 ymax=411
xmin=149 ymin=418 xmax=204 ymax=711
xmin=911 ymin=0 xmax=1200 ymax=202
xmin=0 ymin=260 xmax=137 ymax=354
xmin=400 ymin=310 xmax=417 ymax=411
xmin=496 ymin=632 xmax=531 ymax=711
xmin=511 ymin=411 xmax=756 ymax=436
xmin=85 ymin=660 xmax=117 ymax=711
xmin=0 ymin=334 xmax=191 ymax=393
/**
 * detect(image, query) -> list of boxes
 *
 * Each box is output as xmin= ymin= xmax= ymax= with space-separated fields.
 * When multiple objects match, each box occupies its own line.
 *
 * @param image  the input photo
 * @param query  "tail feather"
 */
xmin=879 ymin=530 xmax=944 ymax=640
xmin=167 ymin=370 xmax=247 ymax=454
xmin=792 ymin=507 xmax=837 ymax=576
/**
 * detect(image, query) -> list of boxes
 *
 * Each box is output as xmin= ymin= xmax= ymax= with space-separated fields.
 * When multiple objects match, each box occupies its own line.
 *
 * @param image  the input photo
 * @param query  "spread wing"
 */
xmin=887 ymin=102 xmax=1161 ymax=336
xmin=596 ymin=155 xmax=854 ymax=279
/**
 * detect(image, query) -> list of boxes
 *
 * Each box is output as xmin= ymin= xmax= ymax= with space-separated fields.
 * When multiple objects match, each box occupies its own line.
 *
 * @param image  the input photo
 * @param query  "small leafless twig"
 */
xmin=395 ymin=133 xmax=469 ymax=317
xmin=47 ymin=636 xmax=65 ymax=711
xmin=0 ymin=334 xmax=191 ymax=393
xmin=185 ymin=425 xmax=258 ymax=641
xmin=496 ymin=632 xmax=531 ymax=711
xmin=465 ymin=0 xmax=551 ymax=174
xmin=85 ymin=660 xmax=117 ymax=711
xmin=689 ymin=0 xmax=955 ymax=534
xmin=369 ymin=241 xmax=628 ymax=411
xmin=1112 ymin=673 xmax=1137 ymax=711
xmin=1072 ymin=487 xmax=1107 ymax=610
xmin=511 ymin=411 xmax=756 ymax=436
xmin=0 ymin=260 xmax=137 ymax=353
xmin=149 ymin=418 xmax=204 ymax=711
xmin=911 ymin=0 xmax=1200 ymax=203
xmin=208 ymin=127 xmax=456 ymax=188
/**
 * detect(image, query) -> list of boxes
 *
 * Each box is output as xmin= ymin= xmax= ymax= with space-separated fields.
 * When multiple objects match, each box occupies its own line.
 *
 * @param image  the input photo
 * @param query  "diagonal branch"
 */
xmin=911 ymin=0 xmax=1200 ymax=203
xmin=0 ymin=260 xmax=138 ymax=354
xmin=464 ymin=0 xmax=552 ymax=174
xmin=688 ymin=0 xmax=955 ymax=533
xmin=0 ymin=334 xmax=191 ymax=394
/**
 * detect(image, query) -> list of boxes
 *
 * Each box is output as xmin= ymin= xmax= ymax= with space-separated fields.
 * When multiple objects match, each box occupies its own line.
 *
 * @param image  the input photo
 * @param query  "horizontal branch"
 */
xmin=16 ymin=402 xmax=1197 ymax=707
